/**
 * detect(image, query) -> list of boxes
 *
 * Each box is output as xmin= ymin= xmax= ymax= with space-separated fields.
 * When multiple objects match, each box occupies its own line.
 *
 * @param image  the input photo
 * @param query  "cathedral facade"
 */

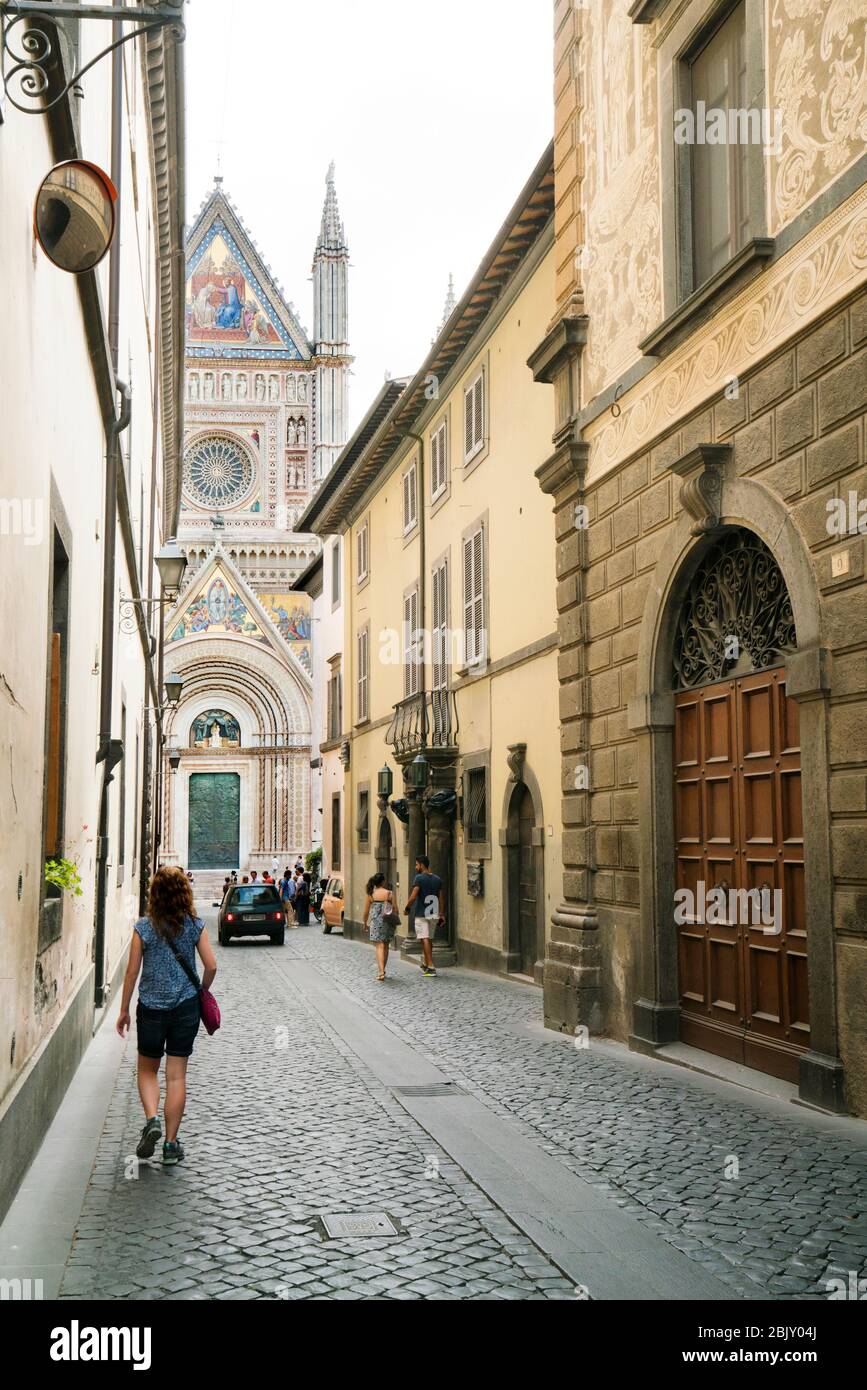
xmin=159 ymin=170 xmax=350 ymax=877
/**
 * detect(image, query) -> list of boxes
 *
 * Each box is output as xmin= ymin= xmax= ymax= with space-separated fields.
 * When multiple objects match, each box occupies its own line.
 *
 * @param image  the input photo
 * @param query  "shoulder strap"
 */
xmin=165 ymin=927 xmax=201 ymax=993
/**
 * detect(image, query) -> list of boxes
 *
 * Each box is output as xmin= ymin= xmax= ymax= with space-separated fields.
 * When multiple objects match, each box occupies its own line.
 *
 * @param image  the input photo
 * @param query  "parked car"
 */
xmin=321 ymin=874 xmax=344 ymax=935
xmin=219 ymin=883 xmax=285 ymax=946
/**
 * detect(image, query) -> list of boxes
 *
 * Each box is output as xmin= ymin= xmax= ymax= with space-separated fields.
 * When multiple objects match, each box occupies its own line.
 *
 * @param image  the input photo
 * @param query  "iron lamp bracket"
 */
xmin=0 ymin=2 xmax=185 ymax=116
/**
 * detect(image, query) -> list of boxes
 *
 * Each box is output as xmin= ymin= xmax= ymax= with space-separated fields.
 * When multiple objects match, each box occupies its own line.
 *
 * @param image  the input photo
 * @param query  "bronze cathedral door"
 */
xmin=674 ymin=667 xmax=808 ymax=1082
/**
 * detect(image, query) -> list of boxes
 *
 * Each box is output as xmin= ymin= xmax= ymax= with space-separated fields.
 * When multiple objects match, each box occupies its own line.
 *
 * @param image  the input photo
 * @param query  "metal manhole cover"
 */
xmin=392 ymin=1082 xmax=466 ymax=1097
xmin=320 ymin=1213 xmax=399 ymax=1239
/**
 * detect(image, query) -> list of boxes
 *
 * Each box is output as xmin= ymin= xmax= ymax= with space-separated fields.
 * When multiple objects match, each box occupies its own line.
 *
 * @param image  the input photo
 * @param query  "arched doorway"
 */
xmin=504 ymin=775 xmax=545 ymax=981
xmin=671 ymin=530 xmax=807 ymax=1082
xmin=630 ymin=467 xmax=845 ymax=1110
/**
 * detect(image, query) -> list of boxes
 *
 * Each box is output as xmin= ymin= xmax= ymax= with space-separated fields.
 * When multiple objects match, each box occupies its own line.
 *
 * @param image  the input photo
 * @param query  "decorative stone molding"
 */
xmin=586 ymin=184 xmax=867 ymax=482
xmin=527 ymin=316 xmax=588 ymax=385
xmin=506 ymin=742 xmax=527 ymax=784
xmin=671 ymin=443 xmax=730 ymax=536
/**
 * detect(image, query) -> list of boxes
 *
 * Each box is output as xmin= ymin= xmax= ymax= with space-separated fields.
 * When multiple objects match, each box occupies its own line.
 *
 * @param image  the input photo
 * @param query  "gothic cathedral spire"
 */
xmin=312 ymin=163 xmax=351 ymax=482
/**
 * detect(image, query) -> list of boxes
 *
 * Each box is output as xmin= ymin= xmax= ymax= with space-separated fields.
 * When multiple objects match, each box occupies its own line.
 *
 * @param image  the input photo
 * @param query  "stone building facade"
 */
xmin=533 ymin=0 xmax=867 ymax=1114
xmin=299 ymin=152 xmax=561 ymax=979
xmin=0 ymin=13 xmax=184 ymax=1219
xmin=159 ymin=174 xmax=350 ymax=878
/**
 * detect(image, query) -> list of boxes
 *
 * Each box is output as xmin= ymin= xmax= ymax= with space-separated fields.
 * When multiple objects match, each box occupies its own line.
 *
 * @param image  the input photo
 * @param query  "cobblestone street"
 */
xmin=32 ymin=915 xmax=864 ymax=1302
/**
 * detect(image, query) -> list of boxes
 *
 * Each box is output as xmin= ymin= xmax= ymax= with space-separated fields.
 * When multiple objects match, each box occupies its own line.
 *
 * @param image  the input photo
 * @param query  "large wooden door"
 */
xmin=188 ymin=772 xmax=240 ymax=869
xmin=517 ymin=786 xmax=538 ymax=977
xmin=674 ymin=667 xmax=808 ymax=1082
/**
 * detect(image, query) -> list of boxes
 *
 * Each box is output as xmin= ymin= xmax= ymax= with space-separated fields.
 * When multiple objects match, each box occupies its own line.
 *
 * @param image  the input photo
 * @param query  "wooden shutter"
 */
xmin=464 ymin=371 xmax=485 ymax=461
xmin=357 ymin=628 xmax=369 ymax=722
xmin=402 ymin=462 xmax=417 ymax=532
xmin=331 ymin=539 xmax=340 ymax=603
xmin=463 ymin=525 xmax=485 ymax=665
xmin=464 ymin=385 xmax=474 ymax=459
xmin=432 ymin=558 xmax=448 ymax=691
xmin=473 ymin=372 xmax=485 ymax=452
xmin=357 ymin=523 xmax=368 ymax=582
xmin=431 ymin=423 xmax=447 ymax=498
xmin=44 ymin=632 xmax=62 ymax=855
xmin=403 ymin=589 xmax=419 ymax=697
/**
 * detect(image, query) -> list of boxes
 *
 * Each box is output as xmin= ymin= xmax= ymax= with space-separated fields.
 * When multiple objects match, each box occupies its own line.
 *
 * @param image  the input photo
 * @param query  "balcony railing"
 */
xmin=386 ymin=688 xmax=459 ymax=760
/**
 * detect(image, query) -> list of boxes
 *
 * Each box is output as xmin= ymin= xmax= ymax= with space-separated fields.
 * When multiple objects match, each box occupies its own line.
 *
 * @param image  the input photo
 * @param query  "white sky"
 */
xmin=185 ymin=0 xmax=552 ymax=431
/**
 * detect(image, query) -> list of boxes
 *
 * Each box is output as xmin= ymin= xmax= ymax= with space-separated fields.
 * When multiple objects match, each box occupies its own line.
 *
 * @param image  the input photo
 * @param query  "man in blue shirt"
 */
xmin=404 ymin=855 xmax=444 ymax=977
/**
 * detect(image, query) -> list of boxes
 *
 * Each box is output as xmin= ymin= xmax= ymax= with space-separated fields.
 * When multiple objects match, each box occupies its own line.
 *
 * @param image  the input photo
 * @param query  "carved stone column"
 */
xmin=528 ymin=317 xmax=602 ymax=1035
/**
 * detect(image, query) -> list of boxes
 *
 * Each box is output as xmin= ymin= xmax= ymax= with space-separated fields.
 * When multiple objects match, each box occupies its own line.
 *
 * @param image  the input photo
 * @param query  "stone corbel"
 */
xmin=671 ymin=444 xmax=731 ymax=537
xmin=506 ymin=742 xmax=527 ymax=784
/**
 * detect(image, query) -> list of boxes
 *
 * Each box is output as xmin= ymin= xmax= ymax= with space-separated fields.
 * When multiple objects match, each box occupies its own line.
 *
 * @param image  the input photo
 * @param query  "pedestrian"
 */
xmin=116 ymin=866 xmax=217 ymax=1166
xmin=231 ymin=870 xmax=238 ymax=884
xmin=241 ymin=875 xmax=249 ymax=885
xmin=295 ymin=871 xmax=311 ymax=926
xmin=279 ymin=868 xmax=297 ymax=925
xmin=363 ymin=872 xmax=398 ymax=981
xmin=271 ymin=855 xmax=279 ymax=878
xmin=404 ymin=854 xmax=444 ymax=977
xmin=250 ymin=870 xmax=258 ymax=883
xmin=294 ymin=855 xmax=304 ymax=875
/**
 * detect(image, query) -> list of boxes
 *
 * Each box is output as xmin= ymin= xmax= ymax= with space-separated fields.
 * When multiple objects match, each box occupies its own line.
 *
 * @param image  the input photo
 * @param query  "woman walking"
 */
xmin=362 ymin=872 xmax=397 ymax=981
xmin=116 ymin=866 xmax=216 ymax=1166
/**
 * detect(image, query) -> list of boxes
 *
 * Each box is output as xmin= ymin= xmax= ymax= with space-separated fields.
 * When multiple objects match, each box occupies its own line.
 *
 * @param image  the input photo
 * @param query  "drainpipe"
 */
xmin=93 ymin=21 xmax=128 ymax=1008
xmin=398 ymin=431 xmax=426 ymax=948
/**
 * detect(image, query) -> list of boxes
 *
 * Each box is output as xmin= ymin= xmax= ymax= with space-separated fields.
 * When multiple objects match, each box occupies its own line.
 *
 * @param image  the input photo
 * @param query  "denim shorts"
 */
xmin=136 ymin=996 xmax=200 ymax=1059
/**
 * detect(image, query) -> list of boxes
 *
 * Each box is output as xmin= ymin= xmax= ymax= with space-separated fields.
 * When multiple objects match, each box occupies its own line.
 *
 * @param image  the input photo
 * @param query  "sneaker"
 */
xmin=135 ymin=1117 xmax=162 ymax=1159
xmin=420 ymin=964 xmax=437 ymax=977
xmin=162 ymin=1140 xmax=185 ymax=1166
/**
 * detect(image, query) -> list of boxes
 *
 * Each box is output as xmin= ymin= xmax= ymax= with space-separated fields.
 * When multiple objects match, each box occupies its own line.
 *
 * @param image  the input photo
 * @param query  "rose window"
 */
xmin=184 ymin=435 xmax=254 ymax=509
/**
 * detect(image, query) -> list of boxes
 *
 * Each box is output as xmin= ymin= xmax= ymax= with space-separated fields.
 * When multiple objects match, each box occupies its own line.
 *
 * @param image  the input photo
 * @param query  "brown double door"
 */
xmin=674 ymin=666 xmax=809 ymax=1082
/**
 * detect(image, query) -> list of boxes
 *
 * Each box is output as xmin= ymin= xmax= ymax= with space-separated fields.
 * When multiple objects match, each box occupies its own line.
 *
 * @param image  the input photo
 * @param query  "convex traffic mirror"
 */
xmin=34 ymin=161 xmax=117 ymax=273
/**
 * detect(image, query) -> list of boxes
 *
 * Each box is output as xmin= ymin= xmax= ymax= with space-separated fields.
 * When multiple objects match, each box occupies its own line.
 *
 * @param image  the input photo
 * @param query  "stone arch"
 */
xmin=628 ymin=466 xmax=842 ymax=1109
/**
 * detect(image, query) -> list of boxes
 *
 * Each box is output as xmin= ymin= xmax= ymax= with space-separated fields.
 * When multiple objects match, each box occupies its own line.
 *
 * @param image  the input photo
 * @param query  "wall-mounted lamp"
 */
xmin=408 ymin=753 xmax=429 ymax=791
xmin=377 ymin=764 xmax=393 ymax=799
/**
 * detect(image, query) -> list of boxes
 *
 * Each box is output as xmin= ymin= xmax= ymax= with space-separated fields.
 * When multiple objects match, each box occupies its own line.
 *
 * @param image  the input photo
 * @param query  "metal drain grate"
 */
xmin=392 ymin=1082 xmax=467 ymax=1097
xmin=320 ymin=1213 xmax=399 ymax=1239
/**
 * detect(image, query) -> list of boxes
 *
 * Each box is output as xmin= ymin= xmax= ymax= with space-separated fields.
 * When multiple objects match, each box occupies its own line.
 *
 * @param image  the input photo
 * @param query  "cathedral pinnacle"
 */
xmin=317 ymin=162 xmax=347 ymax=253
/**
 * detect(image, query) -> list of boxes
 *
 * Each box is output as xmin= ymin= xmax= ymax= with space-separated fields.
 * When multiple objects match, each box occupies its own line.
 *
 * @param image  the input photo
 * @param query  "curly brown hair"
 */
xmin=147 ymin=867 xmax=195 ymax=940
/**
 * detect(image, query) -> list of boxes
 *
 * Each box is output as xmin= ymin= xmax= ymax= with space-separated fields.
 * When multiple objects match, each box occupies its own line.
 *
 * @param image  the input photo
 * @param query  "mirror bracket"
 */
xmin=1 ymin=2 xmax=185 ymax=116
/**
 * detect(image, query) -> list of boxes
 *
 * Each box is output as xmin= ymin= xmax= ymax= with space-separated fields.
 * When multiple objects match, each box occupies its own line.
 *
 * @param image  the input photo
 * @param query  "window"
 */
xmin=356 ymin=519 xmax=369 ymax=584
xmin=462 ymin=522 xmax=486 ymax=667
xmin=117 ymin=701 xmax=126 ymax=880
xmin=331 ymin=794 xmax=342 ymax=871
xmin=133 ymin=729 xmax=139 ymax=875
xmin=430 ymin=420 xmax=448 ymax=500
xmin=465 ymin=767 xmax=487 ymax=843
xmin=43 ymin=530 xmax=70 ymax=861
xmin=403 ymin=587 xmax=420 ymax=697
xmin=326 ymin=664 xmax=342 ymax=741
xmin=431 ymin=557 xmax=449 ymax=693
xmin=357 ymin=627 xmax=369 ymax=723
xmin=331 ymin=538 xmax=341 ymax=605
xmin=464 ymin=369 xmax=485 ymax=464
xmin=688 ymin=2 xmax=749 ymax=287
xmin=358 ymin=789 xmax=370 ymax=845
xmin=402 ymin=459 xmax=418 ymax=534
